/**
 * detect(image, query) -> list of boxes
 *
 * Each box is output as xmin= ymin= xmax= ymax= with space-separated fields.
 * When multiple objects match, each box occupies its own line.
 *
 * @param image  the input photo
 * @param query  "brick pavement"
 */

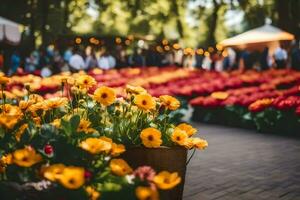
xmin=183 ymin=123 xmax=300 ymax=200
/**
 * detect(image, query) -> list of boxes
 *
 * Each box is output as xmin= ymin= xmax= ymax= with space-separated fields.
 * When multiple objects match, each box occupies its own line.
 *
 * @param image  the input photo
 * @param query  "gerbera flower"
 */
xmin=175 ymin=123 xmax=197 ymax=137
xmin=0 ymin=75 xmax=10 ymax=85
xmin=57 ymin=166 xmax=85 ymax=189
xmin=12 ymin=147 xmax=42 ymax=167
xmin=110 ymin=143 xmax=126 ymax=157
xmin=76 ymin=75 xmax=96 ymax=89
xmin=159 ymin=95 xmax=180 ymax=110
xmin=79 ymin=137 xmax=112 ymax=154
xmin=125 ymin=85 xmax=147 ymax=95
xmin=86 ymin=186 xmax=101 ymax=200
xmin=153 ymin=171 xmax=181 ymax=190
xmin=211 ymin=92 xmax=229 ymax=100
xmin=15 ymin=124 xmax=28 ymax=142
xmin=140 ymin=128 xmax=162 ymax=148
xmin=42 ymin=164 xmax=66 ymax=182
xmin=77 ymin=119 xmax=96 ymax=133
xmin=44 ymin=97 xmax=68 ymax=110
xmin=191 ymin=138 xmax=208 ymax=150
xmin=135 ymin=186 xmax=159 ymax=200
xmin=109 ymin=159 xmax=133 ymax=176
xmin=93 ymin=86 xmax=116 ymax=106
xmin=134 ymin=94 xmax=156 ymax=111
xmin=171 ymin=129 xmax=188 ymax=146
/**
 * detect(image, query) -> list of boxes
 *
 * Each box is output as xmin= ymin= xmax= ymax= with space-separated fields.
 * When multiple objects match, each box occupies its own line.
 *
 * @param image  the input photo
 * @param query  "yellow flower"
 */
xmin=1 ymin=154 xmax=13 ymax=165
xmin=28 ymin=94 xmax=44 ymax=103
xmin=191 ymin=138 xmax=208 ymax=150
xmin=135 ymin=186 xmax=159 ymax=200
xmin=110 ymin=159 xmax=133 ymax=176
xmin=153 ymin=171 xmax=181 ymax=190
xmin=57 ymin=166 xmax=85 ymax=189
xmin=171 ymin=129 xmax=188 ymax=146
xmin=93 ymin=86 xmax=116 ymax=106
xmin=42 ymin=164 xmax=66 ymax=182
xmin=12 ymin=147 xmax=42 ymax=167
xmin=15 ymin=124 xmax=28 ymax=142
xmin=79 ymin=137 xmax=112 ymax=154
xmin=140 ymin=128 xmax=162 ymax=148
xmin=86 ymin=186 xmax=101 ymax=200
xmin=175 ymin=123 xmax=197 ymax=137
xmin=125 ymin=85 xmax=147 ymax=95
xmin=19 ymin=100 xmax=34 ymax=111
xmin=76 ymin=75 xmax=96 ymax=89
xmin=44 ymin=97 xmax=68 ymax=110
xmin=211 ymin=92 xmax=229 ymax=100
xmin=159 ymin=95 xmax=180 ymax=110
xmin=77 ymin=119 xmax=96 ymax=133
xmin=51 ymin=118 xmax=61 ymax=128
xmin=111 ymin=143 xmax=126 ymax=157
xmin=0 ymin=75 xmax=10 ymax=85
xmin=134 ymin=94 xmax=156 ymax=111
xmin=0 ymin=104 xmax=23 ymax=129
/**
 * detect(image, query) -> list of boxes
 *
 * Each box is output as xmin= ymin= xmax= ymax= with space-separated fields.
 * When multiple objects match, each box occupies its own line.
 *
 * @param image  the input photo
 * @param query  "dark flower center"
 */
xmin=148 ymin=135 xmax=154 ymax=141
xmin=142 ymin=100 xmax=147 ymax=105
xmin=101 ymin=93 xmax=108 ymax=99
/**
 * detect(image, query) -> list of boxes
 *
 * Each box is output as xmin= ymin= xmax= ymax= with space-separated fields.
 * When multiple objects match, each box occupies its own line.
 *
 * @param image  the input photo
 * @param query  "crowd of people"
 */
xmin=0 ymin=41 xmax=300 ymax=77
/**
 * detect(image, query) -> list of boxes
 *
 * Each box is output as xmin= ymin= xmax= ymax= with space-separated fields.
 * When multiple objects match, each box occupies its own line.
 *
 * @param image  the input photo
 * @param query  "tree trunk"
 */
xmin=29 ymin=0 xmax=36 ymax=49
xmin=207 ymin=0 xmax=221 ymax=46
xmin=275 ymin=0 xmax=291 ymax=32
xmin=63 ymin=0 xmax=71 ymax=34
xmin=41 ymin=0 xmax=49 ymax=47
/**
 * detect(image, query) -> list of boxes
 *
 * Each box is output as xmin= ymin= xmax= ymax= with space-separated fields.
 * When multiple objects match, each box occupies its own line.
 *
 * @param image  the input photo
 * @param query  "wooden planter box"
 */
xmin=121 ymin=146 xmax=188 ymax=200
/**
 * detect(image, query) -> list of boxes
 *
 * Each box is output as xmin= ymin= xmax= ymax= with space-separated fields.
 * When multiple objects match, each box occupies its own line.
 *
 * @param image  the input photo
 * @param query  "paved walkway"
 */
xmin=183 ymin=123 xmax=300 ymax=200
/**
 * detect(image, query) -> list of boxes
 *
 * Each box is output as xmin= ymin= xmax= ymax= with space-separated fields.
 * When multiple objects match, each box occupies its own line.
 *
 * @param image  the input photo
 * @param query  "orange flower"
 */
xmin=211 ymin=92 xmax=229 ymax=100
xmin=153 ymin=171 xmax=181 ymax=190
xmin=175 ymin=123 xmax=197 ymax=137
xmin=191 ymin=138 xmax=208 ymax=150
xmin=171 ymin=129 xmax=188 ymax=146
xmin=135 ymin=186 xmax=159 ymax=200
xmin=134 ymin=94 xmax=156 ymax=111
xmin=79 ymin=137 xmax=112 ymax=154
xmin=93 ymin=86 xmax=116 ymax=106
xmin=12 ymin=147 xmax=42 ymax=167
xmin=159 ymin=95 xmax=180 ymax=110
xmin=110 ymin=159 xmax=133 ymax=176
xmin=140 ymin=128 xmax=162 ymax=148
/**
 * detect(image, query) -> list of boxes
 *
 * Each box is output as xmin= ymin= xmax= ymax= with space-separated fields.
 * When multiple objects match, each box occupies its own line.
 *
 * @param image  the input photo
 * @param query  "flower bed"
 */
xmin=2 ymin=67 xmax=300 ymax=134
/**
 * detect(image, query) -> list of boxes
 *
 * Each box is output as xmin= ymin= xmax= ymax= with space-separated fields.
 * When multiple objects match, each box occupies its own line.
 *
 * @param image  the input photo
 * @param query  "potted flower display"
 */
xmin=0 ymin=74 xmax=207 ymax=200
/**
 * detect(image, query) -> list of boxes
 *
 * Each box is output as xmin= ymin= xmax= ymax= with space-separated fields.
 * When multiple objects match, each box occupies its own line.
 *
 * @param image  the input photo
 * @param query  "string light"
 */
xmin=196 ymin=48 xmax=204 ymax=55
xmin=173 ymin=43 xmax=180 ymax=50
xmin=125 ymin=39 xmax=131 ymax=45
xmin=164 ymin=45 xmax=170 ymax=51
xmin=208 ymin=47 xmax=214 ymax=53
xmin=156 ymin=46 xmax=163 ymax=53
xmin=115 ymin=37 xmax=122 ymax=44
xmin=162 ymin=39 xmax=168 ymax=45
xmin=75 ymin=37 xmax=82 ymax=44
xmin=204 ymin=51 xmax=210 ymax=57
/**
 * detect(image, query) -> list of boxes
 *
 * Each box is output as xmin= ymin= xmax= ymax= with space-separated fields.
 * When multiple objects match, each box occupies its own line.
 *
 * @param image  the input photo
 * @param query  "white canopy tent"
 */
xmin=219 ymin=24 xmax=295 ymax=52
xmin=0 ymin=16 xmax=23 ymax=45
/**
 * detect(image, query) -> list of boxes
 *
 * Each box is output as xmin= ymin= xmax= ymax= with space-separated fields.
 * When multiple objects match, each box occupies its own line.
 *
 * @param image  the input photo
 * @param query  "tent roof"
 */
xmin=0 ymin=16 xmax=22 ymax=45
xmin=0 ymin=16 xmax=21 ymax=27
xmin=219 ymin=24 xmax=294 ymax=47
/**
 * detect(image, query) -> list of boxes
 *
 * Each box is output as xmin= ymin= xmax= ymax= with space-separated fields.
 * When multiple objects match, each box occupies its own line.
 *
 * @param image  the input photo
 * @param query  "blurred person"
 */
xmin=128 ymin=48 xmax=145 ymax=67
xmin=239 ymin=50 xmax=254 ymax=71
xmin=98 ymin=48 xmax=116 ymax=70
xmin=53 ymin=48 xmax=63 ymax=74
xmin=69 ymin=48 xmax=86 ymax=72
xmin=115 ymin=46 xmax=127 ymax=68
xmin=291 ymin=41 xmax=300 ymax=71
xmin=85 ymin=48 xmax=98 ymax=69
xmin=273 ymin=45 xmax=287 ymax=69
xmin=183 ymin=54 xmax=195 ymax=69
xmin=39 ymin=48 xmax=50 ymax=70
xmin=64 ymin=47 xmax=73 ymax=63
xmin=9 ymin=50 xmax=21 ymax=75
xmin=260 ymin=47 xmax=271 ymax=71
xmin=25 ymin=52 xmax=37 ymax=73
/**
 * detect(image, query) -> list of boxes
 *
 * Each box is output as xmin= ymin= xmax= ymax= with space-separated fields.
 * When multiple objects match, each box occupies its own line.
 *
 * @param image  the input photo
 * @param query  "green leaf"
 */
xmin=70 ymin=115 xmax=80 ymax=132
